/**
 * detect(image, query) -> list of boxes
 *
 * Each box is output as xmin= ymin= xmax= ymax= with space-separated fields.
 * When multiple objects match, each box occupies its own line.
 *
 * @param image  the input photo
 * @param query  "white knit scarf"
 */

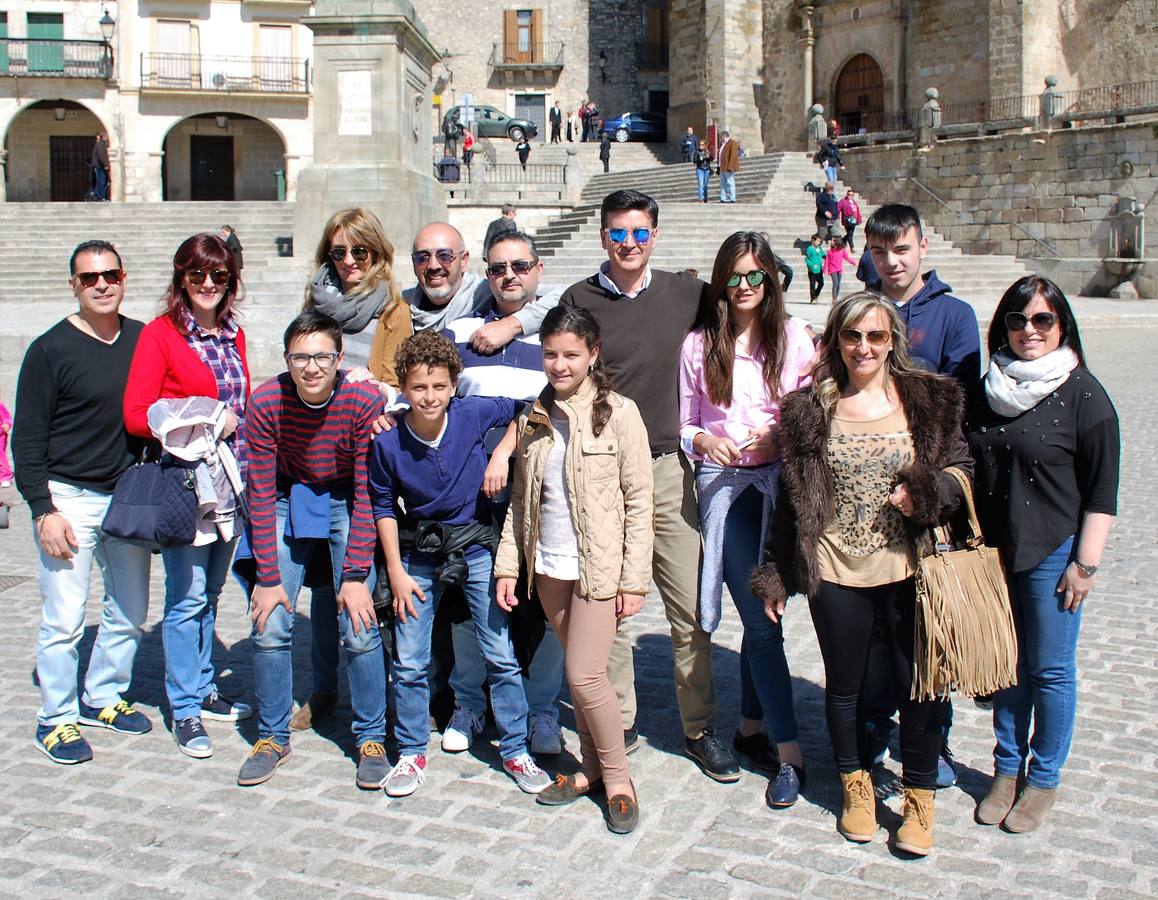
xmin=984 ymin=345 xmax=1080 ymax=417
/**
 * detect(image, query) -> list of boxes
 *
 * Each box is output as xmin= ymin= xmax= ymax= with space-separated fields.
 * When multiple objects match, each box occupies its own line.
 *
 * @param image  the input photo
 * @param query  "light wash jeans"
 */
xmin=719 ymin=171 xmax=736 ymax=202
xmin=824 ymin=164 xmax=838 ymax=185
xmin=993 ymin=535 xmax=1082 ymax=789
xmin=250 ymin=497 xmax=386 ymax=746
xmin=696 ymin=168 xmax=710 ymax=201
xmin=451 ymin=618 xmax=563 ymax=721
xmin=160 ymin=536 xmax=239 ymax=720
xmin=35 ymin=481 xmax=151 ymax=726
xmin=393 ymin=550 xmax=528 ymax=760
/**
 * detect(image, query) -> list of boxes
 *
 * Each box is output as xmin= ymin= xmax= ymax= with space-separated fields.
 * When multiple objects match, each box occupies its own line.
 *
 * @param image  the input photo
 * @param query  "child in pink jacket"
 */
xmin=0 ymin=387 xmax=12 ymax=485
xmin=821 ymin=235 xmax=857 ymax=303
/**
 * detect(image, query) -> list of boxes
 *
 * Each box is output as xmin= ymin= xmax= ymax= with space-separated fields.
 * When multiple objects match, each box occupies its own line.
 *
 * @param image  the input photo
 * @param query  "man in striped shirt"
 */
xmin=237 ymin=310 xmax=389 ymax=789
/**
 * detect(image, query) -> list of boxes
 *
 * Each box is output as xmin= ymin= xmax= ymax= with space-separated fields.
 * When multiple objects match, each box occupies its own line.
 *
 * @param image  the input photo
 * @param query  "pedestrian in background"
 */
xmin=837 ymin=190 xmax=863 ymax=251
xmin=516 ymin=137 xmax=532 ymax=172
xmin=694 ymin=139 xmax=712 ymax=203
xmin=822 ymin=235 xmax=857 ymax=303
xmin=805 ymin=233 xmax=827 ymax=304
xmin=717 ymin=131 xmax=739 ymax=203
xmin=599 ymin=131 xmax=612 ymax=173
xmin=219 ymin=225 xmax=244 ymax=272
xmin=90 ymin=132 xmax=111 ymax=202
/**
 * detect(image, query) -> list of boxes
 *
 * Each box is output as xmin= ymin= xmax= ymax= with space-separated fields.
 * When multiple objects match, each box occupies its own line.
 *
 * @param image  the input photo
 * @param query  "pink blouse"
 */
xmin=679 ymin=316 xmax=816 ymax=467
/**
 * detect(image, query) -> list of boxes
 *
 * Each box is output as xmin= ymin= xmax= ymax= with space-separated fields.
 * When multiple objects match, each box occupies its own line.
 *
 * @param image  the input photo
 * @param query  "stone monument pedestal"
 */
xmin=293 ymin=0 xmax=446 ymax=261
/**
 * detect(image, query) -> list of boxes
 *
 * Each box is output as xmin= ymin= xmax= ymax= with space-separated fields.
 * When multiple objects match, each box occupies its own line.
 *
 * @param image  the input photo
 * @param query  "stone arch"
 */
xmin=832 ymin=53 xmax=885 ymax=135
xmin=160 ymin=112 xmax=287 ymax=201
xmin=3 ymin=99 xmax=111 ymax=201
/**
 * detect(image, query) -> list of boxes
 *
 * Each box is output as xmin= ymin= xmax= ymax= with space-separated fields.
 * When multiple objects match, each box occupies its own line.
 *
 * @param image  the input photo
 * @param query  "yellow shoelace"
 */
xmin=361 ymin=741 xmax=386 ymax=758
xmin=250 ymin=738 xmax=284 ymax=757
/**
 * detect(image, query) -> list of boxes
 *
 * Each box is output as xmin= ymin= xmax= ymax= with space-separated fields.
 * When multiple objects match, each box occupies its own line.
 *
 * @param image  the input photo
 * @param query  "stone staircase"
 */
xmin=534 ymin=151 xmax=1032 ymax=321
xmin=0 ymin=201 xmax=312 ymax=372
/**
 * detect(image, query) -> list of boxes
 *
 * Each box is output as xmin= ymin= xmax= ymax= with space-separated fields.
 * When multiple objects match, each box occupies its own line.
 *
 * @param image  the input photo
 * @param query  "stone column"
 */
xmin=799 ymin=3 xmax=815 ymax=115
xmin=293 ymin=0 xmax=447 ymax=260
xmin=0 ymin=149 xmax=7 ymax=202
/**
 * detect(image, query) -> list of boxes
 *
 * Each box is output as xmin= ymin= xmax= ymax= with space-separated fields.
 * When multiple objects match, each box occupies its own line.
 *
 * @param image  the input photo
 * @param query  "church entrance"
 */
xmin=834 ymin=54 xmax=884 ymax=135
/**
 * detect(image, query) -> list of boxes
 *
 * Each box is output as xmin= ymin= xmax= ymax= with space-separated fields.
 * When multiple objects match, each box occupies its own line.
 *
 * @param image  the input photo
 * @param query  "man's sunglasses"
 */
xmin=838 ymin=328 xmax=891 ymax=347
xmin=411 ymin=249 xmax=460 ymax=267
xmin=726 ymin=270 xmax=766 ymax=289
xmin=606 ymin=227 xmax=652 ymax=245
xmin=485 ymin=259 xmax=536 ymax=277
xmin=329 ymin=245 xmax=371 ymax=263
xmin=1005 ymin=311 xmax=1058 ymax=332
xmin=75 ymin=269 xmax=123 ymax=287
xmin=186 ymin=269 xmax=231 ymax=286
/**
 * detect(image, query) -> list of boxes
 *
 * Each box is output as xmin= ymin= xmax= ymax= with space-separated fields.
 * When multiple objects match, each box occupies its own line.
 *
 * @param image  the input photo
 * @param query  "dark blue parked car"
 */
xmin=604 ymin=111 xmax=667 ymax=143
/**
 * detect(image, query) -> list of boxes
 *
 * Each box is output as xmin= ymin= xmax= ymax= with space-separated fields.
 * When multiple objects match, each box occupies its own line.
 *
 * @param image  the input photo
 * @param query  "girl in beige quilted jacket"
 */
xmin=495 ymin=304 xmax=653 ymax=834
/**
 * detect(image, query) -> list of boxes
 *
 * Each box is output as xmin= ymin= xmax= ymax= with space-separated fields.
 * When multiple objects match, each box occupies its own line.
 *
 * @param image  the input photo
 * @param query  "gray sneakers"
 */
xmin=385 ymin=754 xmax=427 ymax=797
xmin=503 ymin=752 xmax=552 ymax=793
xmin=355 ymin=741 xmax=390 ymax=789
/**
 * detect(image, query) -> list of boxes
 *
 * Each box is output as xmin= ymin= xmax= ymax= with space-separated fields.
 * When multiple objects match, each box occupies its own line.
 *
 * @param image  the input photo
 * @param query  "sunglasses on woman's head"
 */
xmin=75 ymin=269 xmax=123 ymax=287
xmin=186 ymin=269 xmax=231 ymax=286
xmin=329 ymin=245 xmax=370 ymax=263
xmin=726 ymin=270 xmax=766 ymax=289
xmin=485 ymin=259 xmax=536 ymax=277
xmin=838 ymin=328 xmax=891 ymax=347
xmin=1005 ymin=311 xmax=1057 ymax=332
xmin=606 ymin=227 xmax=652 ymax=245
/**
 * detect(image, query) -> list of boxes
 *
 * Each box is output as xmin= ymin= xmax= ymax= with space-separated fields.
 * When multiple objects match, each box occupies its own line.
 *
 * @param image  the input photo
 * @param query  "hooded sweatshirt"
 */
xmin=871 ymin=269 xmax=981 ymax=390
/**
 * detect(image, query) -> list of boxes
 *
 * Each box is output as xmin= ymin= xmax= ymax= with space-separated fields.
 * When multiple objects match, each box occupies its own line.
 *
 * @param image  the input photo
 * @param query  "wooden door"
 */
xmin=50 ymin=136 xmax=92 ymax=202
xmin=190 ymin=135 xmax=234 ymax=201
xmin=503 ymin=9 xmax=541 ymax=63
xmin=834 ymin=54 xmax=885 ymax=135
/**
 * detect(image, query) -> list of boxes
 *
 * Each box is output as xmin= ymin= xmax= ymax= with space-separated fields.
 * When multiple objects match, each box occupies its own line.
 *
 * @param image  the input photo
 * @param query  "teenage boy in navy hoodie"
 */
xmin=863 ymin=202 xmax=981 ymax=787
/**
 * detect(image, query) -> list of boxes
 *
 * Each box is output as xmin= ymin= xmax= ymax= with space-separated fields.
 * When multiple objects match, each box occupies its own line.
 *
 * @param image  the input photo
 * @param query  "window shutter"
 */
xmin=531 ymin=9 xmax=542 ymax=63
xmin=503 ymin=10 xmax=517 ymax=63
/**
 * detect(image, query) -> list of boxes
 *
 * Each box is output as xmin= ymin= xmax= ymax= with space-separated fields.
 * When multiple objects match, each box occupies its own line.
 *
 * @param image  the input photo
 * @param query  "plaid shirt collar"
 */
xmin=180 ymin=305 xmax=238 ymax=340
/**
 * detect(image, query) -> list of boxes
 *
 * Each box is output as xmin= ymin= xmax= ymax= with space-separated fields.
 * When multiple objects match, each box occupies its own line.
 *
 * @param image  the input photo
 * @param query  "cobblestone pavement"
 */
xmin=0 ymin=325 xmax=1155 ymax=899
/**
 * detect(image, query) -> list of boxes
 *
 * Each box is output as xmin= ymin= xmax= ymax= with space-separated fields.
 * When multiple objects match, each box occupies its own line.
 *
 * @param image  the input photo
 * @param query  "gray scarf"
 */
xmin=984 ymin=346 xmax=1080 ymax=417
xmin=308 ymin=264 xmax=389 ymax=334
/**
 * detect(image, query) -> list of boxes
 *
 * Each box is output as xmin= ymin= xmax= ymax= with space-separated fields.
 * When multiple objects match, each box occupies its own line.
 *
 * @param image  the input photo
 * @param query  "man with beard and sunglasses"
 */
xmin=15 ymin=240 xmax=153 ymax=764
xmin=438 ymin=230 xmax=567 ymax=759
xmin=560 ymin=189 xmax=741 ymax=782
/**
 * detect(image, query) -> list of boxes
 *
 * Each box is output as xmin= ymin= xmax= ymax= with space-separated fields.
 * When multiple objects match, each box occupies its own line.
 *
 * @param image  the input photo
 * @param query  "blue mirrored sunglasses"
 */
xmin=607 ymin=227 xmax=652 ymax=245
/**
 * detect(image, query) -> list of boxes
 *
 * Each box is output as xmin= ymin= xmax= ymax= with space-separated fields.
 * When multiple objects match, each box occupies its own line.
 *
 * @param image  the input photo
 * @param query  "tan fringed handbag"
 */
xmin=911 ymin=467 xmax=1019 ymax=701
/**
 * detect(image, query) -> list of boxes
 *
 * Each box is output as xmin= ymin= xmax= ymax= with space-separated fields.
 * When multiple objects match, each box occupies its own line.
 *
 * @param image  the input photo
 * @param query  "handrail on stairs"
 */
xmin=865 ymin=173 xmax=1060 ymax=259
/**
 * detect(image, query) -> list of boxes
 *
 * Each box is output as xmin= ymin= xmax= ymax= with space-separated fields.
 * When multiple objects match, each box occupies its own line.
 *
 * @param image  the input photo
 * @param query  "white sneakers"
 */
xmin=441 ymin=707 xmax=485 ymax=753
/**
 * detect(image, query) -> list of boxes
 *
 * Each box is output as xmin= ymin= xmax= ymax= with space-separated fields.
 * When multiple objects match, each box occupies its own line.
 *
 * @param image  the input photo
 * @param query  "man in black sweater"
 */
xmin=14 ymin=240 xmax=152 ymax=765
xmin=562 ymin=189 xmax=740 ymax=782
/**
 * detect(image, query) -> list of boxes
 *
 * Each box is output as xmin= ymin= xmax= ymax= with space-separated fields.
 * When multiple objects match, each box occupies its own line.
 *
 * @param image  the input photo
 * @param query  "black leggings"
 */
xmin=808 ymin=579 xmax=948 ymax=789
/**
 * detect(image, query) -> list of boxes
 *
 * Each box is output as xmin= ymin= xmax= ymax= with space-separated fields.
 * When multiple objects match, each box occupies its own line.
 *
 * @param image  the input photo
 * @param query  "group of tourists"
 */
xmin=13 ymin=188 xmax=1117 ymax=850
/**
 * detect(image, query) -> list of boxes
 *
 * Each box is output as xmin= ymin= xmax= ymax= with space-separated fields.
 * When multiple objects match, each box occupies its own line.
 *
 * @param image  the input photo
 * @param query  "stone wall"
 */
xmin=906 ymin=1 xmax=989 ymax=107
xmin=842 ymin=120 xmax=1158 ymax=296
xmin=1058 ymin=0 xmax=1158 ymax=89
xmin=161 ymin=115 xmax=285 ymax=201
xmin=757 ymin=0 xmax=802 ymax=151
xmin=4 ymin=106 xmax=106 ymax=201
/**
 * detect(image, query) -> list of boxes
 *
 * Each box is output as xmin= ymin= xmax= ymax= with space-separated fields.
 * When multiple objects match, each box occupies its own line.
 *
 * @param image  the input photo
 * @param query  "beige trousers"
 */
xmin=607 ymin=452 xmax=716 ymax=738
xmin=536 ymin=575 xmax=629 ymax=791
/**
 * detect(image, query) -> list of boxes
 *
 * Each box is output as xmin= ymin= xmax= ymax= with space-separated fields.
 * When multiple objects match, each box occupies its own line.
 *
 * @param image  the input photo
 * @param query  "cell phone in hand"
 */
xmin=735 ymin=435 xmax=758 ymax=450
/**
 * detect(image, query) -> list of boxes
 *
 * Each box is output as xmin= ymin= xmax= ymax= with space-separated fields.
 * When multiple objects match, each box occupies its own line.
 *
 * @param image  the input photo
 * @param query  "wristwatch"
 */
xmin=1073 ymin=560 xmax=1098 ymax=577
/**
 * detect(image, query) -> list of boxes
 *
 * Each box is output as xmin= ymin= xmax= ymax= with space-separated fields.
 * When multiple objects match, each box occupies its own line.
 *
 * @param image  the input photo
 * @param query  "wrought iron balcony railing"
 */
xmin=140 ymin=53 xmax=310 ymax=94
xmin=0 ymin=39 xmax=113 ymax=78
xmin=488 ymin=42 xmax=565 ymax=69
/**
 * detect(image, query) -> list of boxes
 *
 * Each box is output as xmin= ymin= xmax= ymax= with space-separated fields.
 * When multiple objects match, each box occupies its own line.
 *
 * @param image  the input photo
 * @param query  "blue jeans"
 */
xmin=308 ymin=586 xmax=341 ymax=695
xmin=993 ymin=535 xmax=1081 ymax=789
xmin=250 ymin=497 xmax=387 ymax=746
xmin=161 ymin=536 xmax=239 ymax=720
xmin=824 ymin=164 xmax=838 ymax=185
xmin=393 ymin=550 xmax=528 ymax=759
xmin=719 ymin=171 xmax=736 ymax=202
xmin=696 ymin=168 xmax=710 ymax=201
xmin=724 ymin=487 xmax=799 ymax=743
xmin=35 ymin=482 xmax=152 ymax=725
xmin=451 ymin=617 xmax=564 ymax=721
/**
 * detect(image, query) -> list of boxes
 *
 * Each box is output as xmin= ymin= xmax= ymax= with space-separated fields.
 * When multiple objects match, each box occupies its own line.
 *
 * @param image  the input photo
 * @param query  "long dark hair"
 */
xmin=692 ymin=231 xmax=788 ymax=407
xmin=164 ymin=233 xmax=241 ymax=334
xmin=540 ymin=305 xmax=613 ymax=437
xmin=988 ymin=275 xmax=1086 ymax=367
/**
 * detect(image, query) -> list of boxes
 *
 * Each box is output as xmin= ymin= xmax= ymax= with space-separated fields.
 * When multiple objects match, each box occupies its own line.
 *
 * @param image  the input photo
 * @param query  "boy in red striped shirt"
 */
xmin=238 ymin=310 xmax=388 ymax=789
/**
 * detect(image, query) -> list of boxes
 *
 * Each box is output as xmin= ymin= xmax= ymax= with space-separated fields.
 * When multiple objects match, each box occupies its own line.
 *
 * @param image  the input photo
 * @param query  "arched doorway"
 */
xmin=834 ymin=54 xmax=885 ymax=135
xmin=161 ymin=113 xmax=285 ymax=201
xmin=3 ymin=100 xmax=106 ymax=201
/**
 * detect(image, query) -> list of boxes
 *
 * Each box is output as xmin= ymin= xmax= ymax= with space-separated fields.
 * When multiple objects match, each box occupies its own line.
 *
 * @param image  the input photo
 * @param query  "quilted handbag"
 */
xmin=911 ymin=467 xmax=1019 ymax=701
xmin=102 ymin=450 xmax=198 ymax=547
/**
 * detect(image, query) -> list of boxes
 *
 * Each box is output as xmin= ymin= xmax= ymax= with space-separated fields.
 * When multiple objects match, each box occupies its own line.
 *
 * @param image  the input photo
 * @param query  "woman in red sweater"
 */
xmin=124 ymin=233 xmax=253 ymax=759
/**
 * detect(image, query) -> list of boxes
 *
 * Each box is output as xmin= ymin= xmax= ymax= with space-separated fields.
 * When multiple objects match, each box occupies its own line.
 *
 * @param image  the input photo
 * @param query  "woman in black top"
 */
xmin=966 ymin=275 xmax=1119 ymax=834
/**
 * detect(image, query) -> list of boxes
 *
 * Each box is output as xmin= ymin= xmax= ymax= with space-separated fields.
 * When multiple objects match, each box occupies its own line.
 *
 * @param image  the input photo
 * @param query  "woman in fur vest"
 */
xmin=750 ymin=292 xmax=972 ymax=856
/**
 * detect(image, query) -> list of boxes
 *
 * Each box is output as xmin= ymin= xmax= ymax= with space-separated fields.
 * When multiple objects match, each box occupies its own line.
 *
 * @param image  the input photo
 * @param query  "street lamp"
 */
xmin=99 ymin=8 xmax=115 ymax=77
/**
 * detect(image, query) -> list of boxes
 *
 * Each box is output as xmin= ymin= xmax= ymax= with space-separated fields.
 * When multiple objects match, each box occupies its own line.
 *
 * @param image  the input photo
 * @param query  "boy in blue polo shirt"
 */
xmin=369 ymin=331 xmax=550 ymax=798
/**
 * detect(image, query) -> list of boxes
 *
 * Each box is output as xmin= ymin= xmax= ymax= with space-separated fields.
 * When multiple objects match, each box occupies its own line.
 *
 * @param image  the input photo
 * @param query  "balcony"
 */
xmin=140 ymin=53 xmax=310 ymax=95
xmin=0 ymin=39 xmax=113 ymax=79
xmin=488 ymin=41 xmax=565 ymax=83
xmin=636 ymin=42 xmax=668 ymax=70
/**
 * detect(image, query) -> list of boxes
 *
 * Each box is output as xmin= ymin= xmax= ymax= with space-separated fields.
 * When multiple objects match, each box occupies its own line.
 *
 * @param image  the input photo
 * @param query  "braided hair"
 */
xmin=540 ymin=304 xmax=613 ymax=437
